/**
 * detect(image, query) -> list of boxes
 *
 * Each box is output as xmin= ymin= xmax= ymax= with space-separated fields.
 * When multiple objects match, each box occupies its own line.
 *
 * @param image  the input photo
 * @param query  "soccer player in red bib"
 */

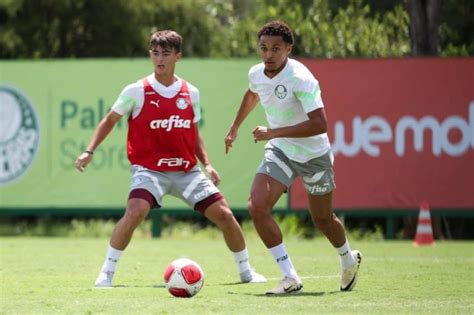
xmin=75 ymin=30 xmax=266 ymax=287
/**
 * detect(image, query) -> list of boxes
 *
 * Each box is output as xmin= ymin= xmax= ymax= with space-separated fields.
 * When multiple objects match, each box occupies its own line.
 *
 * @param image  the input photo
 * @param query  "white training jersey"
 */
xmin=111 ymin=74 xmax=201 ymax=123
xmin=248 ymin=58 xmax=331 ymax=162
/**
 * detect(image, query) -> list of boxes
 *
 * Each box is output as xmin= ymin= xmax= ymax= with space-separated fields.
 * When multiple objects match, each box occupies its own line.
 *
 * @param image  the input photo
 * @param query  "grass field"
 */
xmin=1 ymin=236 xmax=473 ymax=314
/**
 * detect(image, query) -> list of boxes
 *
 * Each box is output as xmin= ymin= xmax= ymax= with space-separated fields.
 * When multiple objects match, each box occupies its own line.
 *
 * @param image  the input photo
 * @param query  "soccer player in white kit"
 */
xmin=225 ymin=21 xmax=362 ymax=295
xmin=75 ymin=30 xmax=266 ymax=287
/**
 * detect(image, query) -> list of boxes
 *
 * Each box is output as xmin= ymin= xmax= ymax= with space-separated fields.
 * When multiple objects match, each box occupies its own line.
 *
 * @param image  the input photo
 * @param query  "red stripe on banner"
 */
xmin=291 ymin=58 xmax=474 ymax=210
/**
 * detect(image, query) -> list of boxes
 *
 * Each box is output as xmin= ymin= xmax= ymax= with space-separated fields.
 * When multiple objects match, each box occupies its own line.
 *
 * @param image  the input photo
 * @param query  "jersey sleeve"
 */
xmin=248 ymin=64 xmax=260 ymax=93
xmin=189 ymin=85 xmax=201 ymax=123
xmin=249 ymin=80 xmax=257 ymax=93
xmin=111 ymin=82 xmax=143 ymax=116
xmin=293 ymin=77 xmax=324 ymax=113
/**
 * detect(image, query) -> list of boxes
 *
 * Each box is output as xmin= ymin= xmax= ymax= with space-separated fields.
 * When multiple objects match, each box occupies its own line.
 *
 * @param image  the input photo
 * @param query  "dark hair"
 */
xmin=257 ymin=20 xmax=294 ymax=45
xmin=149 ymin=30 xmax=182 ymax=52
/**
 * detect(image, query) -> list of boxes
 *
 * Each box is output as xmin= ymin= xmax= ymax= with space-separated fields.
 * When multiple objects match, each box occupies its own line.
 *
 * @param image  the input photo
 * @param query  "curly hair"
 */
xmin=257 ymin=20 xmax=294 ymax=45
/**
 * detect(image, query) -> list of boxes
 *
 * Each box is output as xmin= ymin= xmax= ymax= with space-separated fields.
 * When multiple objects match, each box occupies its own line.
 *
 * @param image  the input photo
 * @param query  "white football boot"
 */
xmin=265 ymin=276 xmax=303 ymax=295
xmin=340 ymin=250 xmax=362 ymax=291
xmin=95 ymin=270 xmax=114 ymax=287
xmin=240 ymin=269 xmax=267 ymax=283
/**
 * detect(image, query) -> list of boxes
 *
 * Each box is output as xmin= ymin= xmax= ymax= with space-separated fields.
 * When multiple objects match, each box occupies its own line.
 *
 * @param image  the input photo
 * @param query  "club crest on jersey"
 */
xmin=274 ymin=85 xmax=288 ymax=99
xmin=176 ymin=97 xmax=189 ymax=110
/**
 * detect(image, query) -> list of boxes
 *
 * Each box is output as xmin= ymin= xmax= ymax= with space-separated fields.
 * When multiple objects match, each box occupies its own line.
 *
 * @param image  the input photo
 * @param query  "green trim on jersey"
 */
xmin=276 ymin=142 xmax=315 ymax=157
xmin=267 ymin=105 xmax=295 ymax=120
xmin=294 ymin=85 xmax=321 ymax=111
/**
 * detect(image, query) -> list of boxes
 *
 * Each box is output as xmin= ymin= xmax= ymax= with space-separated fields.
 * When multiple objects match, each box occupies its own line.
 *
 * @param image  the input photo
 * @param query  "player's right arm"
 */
xmin=75 ymin=111 xmax=122 ymax=172
xmin=75 ymin=82 xmax=141 ymax=172
xmin=225 ymin=89 xmax=259 ymax=154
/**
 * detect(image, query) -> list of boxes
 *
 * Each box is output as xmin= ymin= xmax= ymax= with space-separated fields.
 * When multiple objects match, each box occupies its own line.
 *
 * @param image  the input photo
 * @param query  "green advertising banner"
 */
xmin=0 ymin=59 xmax=285 ymax=210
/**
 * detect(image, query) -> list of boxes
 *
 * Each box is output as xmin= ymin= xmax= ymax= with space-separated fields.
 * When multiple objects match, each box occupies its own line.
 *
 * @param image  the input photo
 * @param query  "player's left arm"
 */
xmin=195 ymin=124 xmax=221 ymax=186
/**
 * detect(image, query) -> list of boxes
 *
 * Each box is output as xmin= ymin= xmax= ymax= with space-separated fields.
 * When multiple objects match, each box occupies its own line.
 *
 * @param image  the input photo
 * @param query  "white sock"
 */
xmin=232 ymin=248 xmax=251 ymax=273
xmin=100 ymin=245 xmax=123 ymax=273
xmin=269 ymin=243 xmax=299 ymax=281
xmin=336 ymin=240 xmax=356 ymax=270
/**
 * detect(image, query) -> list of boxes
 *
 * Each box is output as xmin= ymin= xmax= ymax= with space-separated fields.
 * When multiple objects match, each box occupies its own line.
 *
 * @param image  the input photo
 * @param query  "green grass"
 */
xmin=1 ymin=237 xmax=473 ymax=314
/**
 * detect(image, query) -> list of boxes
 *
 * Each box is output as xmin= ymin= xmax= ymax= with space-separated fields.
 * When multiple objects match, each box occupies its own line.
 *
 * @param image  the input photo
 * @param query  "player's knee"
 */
xmin=213 ymin=208 xmax=238 ymax=228
xmin=248 ymin=198 xmax=270 ymax=218
xmin=313 ymin=215 xmax=334 ymax=232
xmin=123 ymin=206 xmax=148 ymax=224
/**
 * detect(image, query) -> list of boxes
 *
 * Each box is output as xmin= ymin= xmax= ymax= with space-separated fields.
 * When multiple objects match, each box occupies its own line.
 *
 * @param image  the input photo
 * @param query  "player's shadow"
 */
xmin=93 ymin=284 xmax=166 ymax=288
xmin=216 ymin=282 xmax=342 ymax=297
xmin=218 ymin=281 xmax=258 ymax=286
xmin=228 ymin=291 xmax=341 ymax=297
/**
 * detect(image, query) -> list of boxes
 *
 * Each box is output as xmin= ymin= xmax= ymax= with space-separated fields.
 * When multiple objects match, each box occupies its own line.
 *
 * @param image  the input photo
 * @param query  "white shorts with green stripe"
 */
xmin=256 ymin=144 xmax=336 ymax=195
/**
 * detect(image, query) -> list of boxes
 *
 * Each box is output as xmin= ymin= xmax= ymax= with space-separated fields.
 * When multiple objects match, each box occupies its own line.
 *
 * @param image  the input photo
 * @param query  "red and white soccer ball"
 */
xmin=164 ymin=258 xmax=204 ymax=298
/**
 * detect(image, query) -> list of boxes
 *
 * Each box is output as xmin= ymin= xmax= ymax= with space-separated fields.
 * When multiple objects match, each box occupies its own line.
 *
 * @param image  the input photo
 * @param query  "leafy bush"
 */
xmin=0 ymin=215 xmax=383 ymax=241
xmin=0 ymin=218 xmax=150 ymax=238
xmin=0 ymin=0 xmax=412 ymax=58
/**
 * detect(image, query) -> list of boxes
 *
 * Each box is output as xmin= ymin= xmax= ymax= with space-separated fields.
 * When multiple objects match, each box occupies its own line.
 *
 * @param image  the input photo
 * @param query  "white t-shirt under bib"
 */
xmin=111 ymin=74 xmax=201 ymax=123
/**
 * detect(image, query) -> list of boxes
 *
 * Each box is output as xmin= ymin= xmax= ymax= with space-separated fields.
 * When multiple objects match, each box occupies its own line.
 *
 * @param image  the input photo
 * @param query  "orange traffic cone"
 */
xmin=414 ymin=201 xmax=435 ymax=247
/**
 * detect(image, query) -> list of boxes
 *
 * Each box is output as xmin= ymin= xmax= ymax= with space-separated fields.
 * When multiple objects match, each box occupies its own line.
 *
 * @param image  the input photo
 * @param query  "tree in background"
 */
xmin=0 ymin=0 xmax=471 ymax=58
xmin=0 ymin=0 xmax=144 ymax=58
xmin=407 ymin=0 xmax=440 ymax=56
xmin=438 ymin=0 xmax=473 ymax=56
xmin=187 ymin=0 xmax=411 ymax=58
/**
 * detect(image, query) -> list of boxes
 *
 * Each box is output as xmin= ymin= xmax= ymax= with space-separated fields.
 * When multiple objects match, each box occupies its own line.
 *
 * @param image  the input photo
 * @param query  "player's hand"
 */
xmin=204 ymin=164 xmax=221 ymax=186
xmin=75 ymin=152 xmax=93 ymax=172
xmin=252 ymin=126 xmax=273 ymax=142
xmin=224 ymin=127 xmax=238 ymax=154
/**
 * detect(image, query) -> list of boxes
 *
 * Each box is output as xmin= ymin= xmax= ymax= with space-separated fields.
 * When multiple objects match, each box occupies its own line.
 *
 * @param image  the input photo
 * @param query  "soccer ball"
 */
xmin=164 ymin=258 xmax=204 ymax=298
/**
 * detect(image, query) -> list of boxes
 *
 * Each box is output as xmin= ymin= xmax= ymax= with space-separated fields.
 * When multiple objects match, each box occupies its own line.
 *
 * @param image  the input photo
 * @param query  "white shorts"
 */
xmin=256 ymin=145 xmax=336 ymax=195
xmin=129 ymin=165 xmax=222 ymax=212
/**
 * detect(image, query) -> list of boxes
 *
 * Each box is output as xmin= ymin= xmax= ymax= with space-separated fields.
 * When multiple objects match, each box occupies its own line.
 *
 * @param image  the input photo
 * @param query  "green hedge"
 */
xmin=0 ymin=0 xmax=411 ymax=58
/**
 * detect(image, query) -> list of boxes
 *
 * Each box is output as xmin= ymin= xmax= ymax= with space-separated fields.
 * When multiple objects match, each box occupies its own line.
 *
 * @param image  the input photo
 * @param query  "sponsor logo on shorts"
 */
xmin=0 ymin=85 xmax=40 ymax=186
xmin=194 ymin=187 xmax=213 ymax=200
xmin=305 ymin=182 xmax=330 ymax=194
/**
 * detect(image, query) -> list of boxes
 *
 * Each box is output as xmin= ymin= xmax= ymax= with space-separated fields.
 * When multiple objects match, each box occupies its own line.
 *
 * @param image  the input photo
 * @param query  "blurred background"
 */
xmin=0 ymin=0 xmax=473 ymax=239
